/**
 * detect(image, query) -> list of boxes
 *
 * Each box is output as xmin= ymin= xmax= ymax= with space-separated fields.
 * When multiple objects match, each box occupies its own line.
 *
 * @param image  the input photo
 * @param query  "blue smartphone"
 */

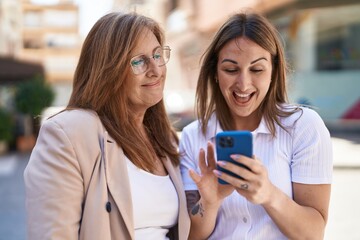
xmin=216 ymin=131 xmax=253 ymax=184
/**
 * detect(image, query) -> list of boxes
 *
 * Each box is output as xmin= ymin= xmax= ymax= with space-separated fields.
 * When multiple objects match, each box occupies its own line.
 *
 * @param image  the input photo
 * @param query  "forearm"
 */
xmin=188 ymin=198 xmax=221 ymax=240
xmin=263 ymin=187 xmax=327 ymax=239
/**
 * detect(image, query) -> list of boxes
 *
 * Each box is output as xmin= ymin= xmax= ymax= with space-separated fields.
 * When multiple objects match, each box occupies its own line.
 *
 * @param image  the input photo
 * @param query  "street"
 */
xmin=0 ymin=132 xmax=360 ymax=240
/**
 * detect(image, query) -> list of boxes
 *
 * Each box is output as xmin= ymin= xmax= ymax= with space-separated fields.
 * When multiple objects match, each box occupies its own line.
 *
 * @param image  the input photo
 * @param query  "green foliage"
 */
xmin=0 ymin=108 xmax=14 ymax=142
xmin=14 ymin=76 xmax=55 ymax=116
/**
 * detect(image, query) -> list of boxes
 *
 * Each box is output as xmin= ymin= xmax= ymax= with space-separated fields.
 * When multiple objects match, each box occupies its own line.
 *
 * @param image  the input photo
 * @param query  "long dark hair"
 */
xmin=68 ymin=12 xmax=179 ymax=171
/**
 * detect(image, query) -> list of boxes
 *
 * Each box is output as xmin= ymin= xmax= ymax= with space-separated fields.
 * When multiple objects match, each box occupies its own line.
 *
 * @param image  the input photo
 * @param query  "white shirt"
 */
xmin=126 ymin=158 xmax=179 ymax=240
xmin=179 ymin=106 xmax=333 ymax=240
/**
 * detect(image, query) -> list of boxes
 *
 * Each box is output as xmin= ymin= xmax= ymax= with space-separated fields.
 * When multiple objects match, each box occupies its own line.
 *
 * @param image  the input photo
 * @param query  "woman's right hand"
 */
xmin=189 ymin=141 xmax=234 ymax=206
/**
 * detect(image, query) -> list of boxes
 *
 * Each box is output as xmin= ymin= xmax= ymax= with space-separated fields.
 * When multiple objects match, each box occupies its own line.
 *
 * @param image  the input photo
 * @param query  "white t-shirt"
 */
xmin=126 ymin=158 xmax=179 ymax=240
xmin=179 ymin=106 xmax=333 ymax=240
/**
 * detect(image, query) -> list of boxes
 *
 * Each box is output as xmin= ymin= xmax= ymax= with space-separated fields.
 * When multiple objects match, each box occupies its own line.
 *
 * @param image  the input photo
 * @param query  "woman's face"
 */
xmin=217 ymin=37 xmax=272 ymax=129
xmin=127 ymin=29 xmax=166 ymax=115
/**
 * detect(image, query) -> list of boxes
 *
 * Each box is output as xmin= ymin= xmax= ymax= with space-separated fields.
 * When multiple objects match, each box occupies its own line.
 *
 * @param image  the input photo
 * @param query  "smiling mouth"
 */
xmin=233 ymin=91 xmax=254 ymax=104
xmin=142 ymin=80 xmax=160 ymax=87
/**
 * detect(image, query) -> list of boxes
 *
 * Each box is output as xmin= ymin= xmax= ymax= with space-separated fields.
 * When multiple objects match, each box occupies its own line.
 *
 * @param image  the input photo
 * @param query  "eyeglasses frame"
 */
xmin=129 ymin=46 xmax=171 ymax=75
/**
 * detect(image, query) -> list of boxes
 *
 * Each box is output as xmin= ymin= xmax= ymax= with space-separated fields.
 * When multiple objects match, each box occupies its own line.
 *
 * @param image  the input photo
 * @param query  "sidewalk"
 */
xmin=330 ymin=132 xmax=360 ymax=168
xmin=0 ymin=152 xmax=29 ymax=240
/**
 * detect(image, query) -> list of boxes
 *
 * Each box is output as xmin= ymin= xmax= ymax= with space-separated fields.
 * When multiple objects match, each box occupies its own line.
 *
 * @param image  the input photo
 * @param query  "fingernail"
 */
xmin=217 ymin=161 xmax=226 ymax=167
xmin=213 ymin=170 xmax=222 ymax=176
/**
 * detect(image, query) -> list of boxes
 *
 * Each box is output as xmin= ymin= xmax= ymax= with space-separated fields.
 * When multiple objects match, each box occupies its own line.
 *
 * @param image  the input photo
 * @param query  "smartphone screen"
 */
xmin=216 ymin=131 xmax=253 ymax=184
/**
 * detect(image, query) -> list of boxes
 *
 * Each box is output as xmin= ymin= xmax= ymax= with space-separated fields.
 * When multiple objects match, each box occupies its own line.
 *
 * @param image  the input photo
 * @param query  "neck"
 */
xmin=232 ymin=112 xmax=262 ymax=131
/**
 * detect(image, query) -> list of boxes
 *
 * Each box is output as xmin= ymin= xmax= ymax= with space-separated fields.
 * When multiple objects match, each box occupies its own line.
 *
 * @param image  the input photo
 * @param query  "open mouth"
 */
xmin=233 ymin=91 xmax=255 ymax=104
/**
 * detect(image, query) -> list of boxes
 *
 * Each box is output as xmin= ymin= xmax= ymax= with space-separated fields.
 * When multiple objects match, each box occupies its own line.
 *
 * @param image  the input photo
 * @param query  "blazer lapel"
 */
xmin=162 ymin=157 xmax=190 ymax=240
xmin=103 ymin=134 xmax=134 ymax=239
xmin=102 ymin=130 xmax=189 ymax=240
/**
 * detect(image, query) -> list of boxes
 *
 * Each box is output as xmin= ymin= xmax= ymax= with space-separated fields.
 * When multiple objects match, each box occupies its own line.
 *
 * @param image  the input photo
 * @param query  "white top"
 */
xmin=179 ymin=106 xmax=333 ymax=240
xmin=126 ymin=158 xmax=179 ymax=240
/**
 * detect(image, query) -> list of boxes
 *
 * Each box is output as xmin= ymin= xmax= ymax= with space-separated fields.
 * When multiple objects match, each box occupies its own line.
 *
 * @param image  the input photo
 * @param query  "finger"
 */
xmin=206 ymin=141 xmax=217 ymax=169
xmin=214 ymin=169 xmax=248 ymax=189
xmin=236 ymin=154 xmax=263 ymax=175
xmin=217 ymin=160 xmax=251 ymax=181
xmin=189 ymin=169 xmax=201 ymax=184
xmin=249 ymin=156 xmax=263 ymax=174
xmin=230 ymin=154 xmax=255 ymax=170
xmin=198 ymin=148 xmax=207 ymax=173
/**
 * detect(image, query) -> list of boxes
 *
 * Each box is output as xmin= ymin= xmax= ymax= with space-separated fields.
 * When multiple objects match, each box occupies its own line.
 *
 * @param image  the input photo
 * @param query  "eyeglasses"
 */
xmin=130 ymin=46 xmax=171 ymax=75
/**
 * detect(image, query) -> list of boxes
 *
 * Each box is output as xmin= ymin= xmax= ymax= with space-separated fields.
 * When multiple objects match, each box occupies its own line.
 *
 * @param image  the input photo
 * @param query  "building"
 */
xmin=0 ymin=0 xmax=22 ymax=57
xmin=19 ymin=0 xmax=81 ymax=106
xmin=0 ymin=0 xmax=43 ymax=111
xmin=120 ymin=0 xmax=360 ymax=126
xmin=267 ymin=1 xmax=360 ymax=124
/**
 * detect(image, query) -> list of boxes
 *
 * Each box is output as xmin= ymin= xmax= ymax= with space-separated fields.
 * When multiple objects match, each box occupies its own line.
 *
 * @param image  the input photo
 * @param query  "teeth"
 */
xmin=234 ymin=92 xmax=250 ymax=98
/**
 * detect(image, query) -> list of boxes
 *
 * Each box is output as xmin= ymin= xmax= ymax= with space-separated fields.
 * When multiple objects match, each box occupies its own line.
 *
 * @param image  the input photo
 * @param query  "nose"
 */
xmin=236 ymin=72 xmax=251 ymax=91
xmin=146 ymin=57 xmax=162 ymax=77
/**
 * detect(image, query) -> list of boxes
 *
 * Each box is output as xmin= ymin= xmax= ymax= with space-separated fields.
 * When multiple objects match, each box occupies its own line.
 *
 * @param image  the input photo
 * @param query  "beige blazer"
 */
xmin=24 ymin=109 xmax=190 ymax=240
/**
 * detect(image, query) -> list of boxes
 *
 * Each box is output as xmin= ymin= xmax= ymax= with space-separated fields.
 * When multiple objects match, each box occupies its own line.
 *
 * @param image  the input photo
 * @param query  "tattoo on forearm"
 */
xmin=191 ymin=202 xmax=204 ymax=217
xmin=185 ymin=190 xmax=201 ymax=213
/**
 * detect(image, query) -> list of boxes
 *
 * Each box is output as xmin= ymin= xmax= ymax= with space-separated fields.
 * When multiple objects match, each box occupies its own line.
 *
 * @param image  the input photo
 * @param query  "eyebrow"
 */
xmin=132 ymin=46 xmax=161 ymax=58
xmin=251 ymin=57 xmax=267 ymax=64
xmin=221 ymin=57 xmax=268 ymax=65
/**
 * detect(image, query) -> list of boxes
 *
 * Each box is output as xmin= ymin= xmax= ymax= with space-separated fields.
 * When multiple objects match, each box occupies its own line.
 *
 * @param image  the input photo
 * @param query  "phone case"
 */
xmin=216 ymin=131 xmax=253 ymax=184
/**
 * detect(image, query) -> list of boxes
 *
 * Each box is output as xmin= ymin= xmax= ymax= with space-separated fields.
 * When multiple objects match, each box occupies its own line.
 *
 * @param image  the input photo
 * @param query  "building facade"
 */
xmin=113 ymin=0 xmax=360 ymax=125
xmin=19 ymin=0 xmax=81 ymax=106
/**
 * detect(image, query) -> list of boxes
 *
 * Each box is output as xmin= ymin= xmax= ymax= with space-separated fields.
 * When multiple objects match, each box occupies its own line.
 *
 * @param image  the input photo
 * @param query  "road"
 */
xmin=0 ymin=132 xmax=359 ymax=240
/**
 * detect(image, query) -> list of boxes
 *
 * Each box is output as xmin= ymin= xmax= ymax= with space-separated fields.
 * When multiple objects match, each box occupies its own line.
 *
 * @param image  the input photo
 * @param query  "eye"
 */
xmin=153 ymin=53 xmax=162 ymax=60
xmin=153 ymin=47 xmax=163 ymax=60
xmin=224 ymin=68 xmax=238 ymax=73
xmin=131 ymin=57 xmax=145 ymax=67
xmin=251 ymin=68 xmax=263 ymax=73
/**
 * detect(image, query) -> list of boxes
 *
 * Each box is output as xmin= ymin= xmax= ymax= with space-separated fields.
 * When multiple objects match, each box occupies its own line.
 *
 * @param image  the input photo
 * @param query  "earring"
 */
xmin=215 ymin=76 xmax=218 ymax=83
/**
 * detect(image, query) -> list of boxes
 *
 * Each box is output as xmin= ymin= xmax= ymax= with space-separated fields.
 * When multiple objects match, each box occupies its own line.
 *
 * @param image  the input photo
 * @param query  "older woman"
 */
xmin=24 ymin=12 xmax=190 ymax=240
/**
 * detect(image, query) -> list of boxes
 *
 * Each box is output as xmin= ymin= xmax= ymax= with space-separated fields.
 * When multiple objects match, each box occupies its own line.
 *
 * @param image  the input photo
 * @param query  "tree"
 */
xmin=0 ymin=107 xmax=14 ymax=142
xmin=14 ymin=76 xmax=55 ymax=138
xmin=15 ymin=76 xmax=54 ymax=116
xmin=0 ymin=107 xmax=14 ymax=154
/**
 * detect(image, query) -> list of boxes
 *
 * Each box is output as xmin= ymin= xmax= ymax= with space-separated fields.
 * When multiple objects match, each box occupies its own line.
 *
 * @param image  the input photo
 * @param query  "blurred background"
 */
xmin=0 ymin=0 xmax=359 ymax=239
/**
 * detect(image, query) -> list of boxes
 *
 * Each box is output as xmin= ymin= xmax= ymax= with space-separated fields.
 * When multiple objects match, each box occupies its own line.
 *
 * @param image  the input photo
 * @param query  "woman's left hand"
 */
xmin=215 ymin=155 xmax=275 ymax=205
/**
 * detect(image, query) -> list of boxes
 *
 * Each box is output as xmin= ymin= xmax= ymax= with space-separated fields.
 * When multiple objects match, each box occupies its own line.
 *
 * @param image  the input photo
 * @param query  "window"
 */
xmin=316 ymin=5 xmax=360 ymax=70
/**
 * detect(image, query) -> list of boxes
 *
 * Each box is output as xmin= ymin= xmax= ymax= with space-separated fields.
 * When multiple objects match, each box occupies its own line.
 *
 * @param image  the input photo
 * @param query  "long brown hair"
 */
xmin=197 ymin=12 xmax=299 ymax=137
xmin=68 ymin=12 xmax=179 ymax=171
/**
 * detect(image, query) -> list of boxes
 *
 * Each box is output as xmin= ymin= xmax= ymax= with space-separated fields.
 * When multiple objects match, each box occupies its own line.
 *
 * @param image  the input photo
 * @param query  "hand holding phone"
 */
xmin=216 ymin=131 xmax=253 ymax=184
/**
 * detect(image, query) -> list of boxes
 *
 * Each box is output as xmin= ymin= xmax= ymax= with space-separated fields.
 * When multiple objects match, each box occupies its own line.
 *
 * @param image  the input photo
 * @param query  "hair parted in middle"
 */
xmin=196 ymin=11 xmax=299 ymax=137
xmin=68 ymin=12 xmax=179 ymax=171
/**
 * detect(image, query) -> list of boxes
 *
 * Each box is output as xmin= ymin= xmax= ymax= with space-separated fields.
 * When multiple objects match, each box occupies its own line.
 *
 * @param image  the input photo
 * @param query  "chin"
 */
xmin=151 ymin=96 xmax=163 ymax=106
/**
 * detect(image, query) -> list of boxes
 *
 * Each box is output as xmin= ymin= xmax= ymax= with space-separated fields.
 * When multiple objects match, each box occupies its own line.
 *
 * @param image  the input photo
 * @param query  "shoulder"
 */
xmin=43 ymin=109 xmax=101 ymax=131
xmin=179 ymin=119 xmax=204 ymax=149
xmin=278 ymin=105 xmax=331 ymax=143
xmin=280 ymin=105 xmax=326 ymax=130
xmin=40 ymin=109 xmax=104 ymax=142
xmin=180 ymin=120 xmax=202 ymax=147
xmin=182 ymin=119 xmax=201 ymax=135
